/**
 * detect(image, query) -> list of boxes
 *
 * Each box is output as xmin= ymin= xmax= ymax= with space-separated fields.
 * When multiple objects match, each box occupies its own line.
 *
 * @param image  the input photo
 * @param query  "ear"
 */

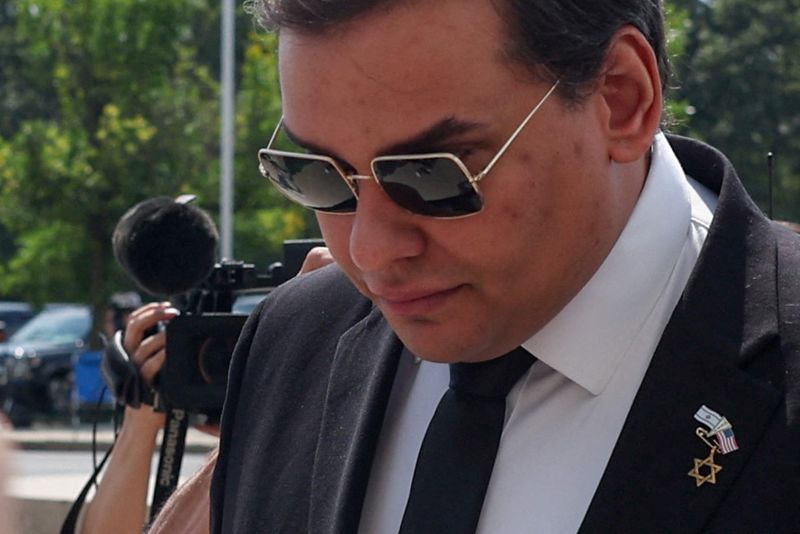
xmin=596 ymin=26 xmax=662 ymax=163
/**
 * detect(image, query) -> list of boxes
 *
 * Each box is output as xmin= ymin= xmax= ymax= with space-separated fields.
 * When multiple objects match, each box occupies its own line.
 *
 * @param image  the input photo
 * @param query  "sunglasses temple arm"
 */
xmin=474 ymin=80 xmax=560 ymax=181
xmin=267 ymin=116 xmax=285 ymax=149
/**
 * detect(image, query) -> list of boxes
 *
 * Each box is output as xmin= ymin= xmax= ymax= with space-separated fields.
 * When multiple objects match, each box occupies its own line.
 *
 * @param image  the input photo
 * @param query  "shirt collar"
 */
xmin=522 ymin=133 xmax=692 ymax=395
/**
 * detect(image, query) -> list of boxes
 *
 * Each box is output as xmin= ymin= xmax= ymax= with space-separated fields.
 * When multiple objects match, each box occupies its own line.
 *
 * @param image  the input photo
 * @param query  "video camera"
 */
xmin=159 ymin=242 xmax=321 ymax=415
xmin=102 ymin=195 xmax=323 ymax=418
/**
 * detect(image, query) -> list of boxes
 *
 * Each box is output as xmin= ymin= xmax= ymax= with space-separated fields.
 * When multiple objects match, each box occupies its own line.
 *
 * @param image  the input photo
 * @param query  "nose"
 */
xmin=349 ymin=179 xmax=426 ymax=273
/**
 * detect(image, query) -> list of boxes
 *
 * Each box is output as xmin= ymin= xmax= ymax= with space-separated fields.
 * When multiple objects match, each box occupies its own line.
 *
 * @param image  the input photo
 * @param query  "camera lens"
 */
xmin=196 ymin=336 xmax=237 ymax=385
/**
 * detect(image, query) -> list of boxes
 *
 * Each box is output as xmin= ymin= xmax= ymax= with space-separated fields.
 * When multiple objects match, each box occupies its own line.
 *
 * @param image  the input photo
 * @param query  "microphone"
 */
xmin=112 ymin=195 xmax=219 ymax=296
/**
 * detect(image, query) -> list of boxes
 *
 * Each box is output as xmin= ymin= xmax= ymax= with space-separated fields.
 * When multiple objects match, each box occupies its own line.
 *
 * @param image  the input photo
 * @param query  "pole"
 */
xmin=220 ymin=0 xmax=235 ymax=259
xmin=768 ymin=152 xmax=774 ymax=220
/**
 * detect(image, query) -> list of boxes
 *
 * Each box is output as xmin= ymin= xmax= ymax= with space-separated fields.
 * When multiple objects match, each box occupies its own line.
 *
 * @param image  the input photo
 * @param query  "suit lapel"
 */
xmin=579 ymin=314 xmax=782 ymax=533
xmin=581 ymin=136 xmax=784 ymax=532
xmin=309 ymin=307 xmax=403 ymax=534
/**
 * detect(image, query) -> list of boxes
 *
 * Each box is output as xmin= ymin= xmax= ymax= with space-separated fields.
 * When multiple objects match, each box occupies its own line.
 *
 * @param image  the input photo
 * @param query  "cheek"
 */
xmin=317 ymin=214 xmax=352 ymax=263
xmin=485 ymin=141 xmax=603 ymax=269
xmin=316 ymin=214 xmax=367 ymax=288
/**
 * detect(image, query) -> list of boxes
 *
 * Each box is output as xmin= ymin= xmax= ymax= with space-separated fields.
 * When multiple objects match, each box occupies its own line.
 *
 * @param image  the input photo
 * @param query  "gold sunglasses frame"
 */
xmin=258 ymin=80 xmax=559 ymax=219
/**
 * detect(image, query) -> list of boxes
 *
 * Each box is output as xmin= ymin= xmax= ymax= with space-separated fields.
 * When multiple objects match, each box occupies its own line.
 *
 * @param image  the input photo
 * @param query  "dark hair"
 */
xmin=246 ymin=0 xmax=670 ymax=104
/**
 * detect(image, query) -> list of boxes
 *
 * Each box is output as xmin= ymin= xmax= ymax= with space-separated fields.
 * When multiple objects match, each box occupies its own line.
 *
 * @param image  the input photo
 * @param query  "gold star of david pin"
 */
xmin=688 ymin=405 xmax=740 ymax=487
xmin=688 ymin=442 xmax=722 ymax=487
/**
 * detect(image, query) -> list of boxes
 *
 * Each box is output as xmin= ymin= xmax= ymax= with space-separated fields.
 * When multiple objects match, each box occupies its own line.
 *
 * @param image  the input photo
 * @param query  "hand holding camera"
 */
xmin=123 ymin=302 xmax=179 ymax=388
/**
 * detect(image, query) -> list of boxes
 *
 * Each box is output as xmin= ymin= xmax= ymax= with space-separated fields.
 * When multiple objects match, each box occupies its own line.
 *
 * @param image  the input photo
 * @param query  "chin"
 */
xmin=396 ymin=335 xmax=459 ymax=363
xmin=398 ymin=334 xmax=482 ymax=364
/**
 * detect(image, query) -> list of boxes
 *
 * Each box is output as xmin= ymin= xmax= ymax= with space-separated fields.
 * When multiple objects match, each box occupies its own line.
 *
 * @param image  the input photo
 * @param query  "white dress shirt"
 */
xmin=358 ymin=133 xmax=718 ymax=534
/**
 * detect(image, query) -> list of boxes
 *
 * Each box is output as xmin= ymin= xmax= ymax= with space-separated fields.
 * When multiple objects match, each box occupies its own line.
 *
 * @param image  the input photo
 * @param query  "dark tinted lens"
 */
xmin=373 ymin=157 xmax=482 ymax=217
xmin=260 ymin=153 xmax=356 ymax=213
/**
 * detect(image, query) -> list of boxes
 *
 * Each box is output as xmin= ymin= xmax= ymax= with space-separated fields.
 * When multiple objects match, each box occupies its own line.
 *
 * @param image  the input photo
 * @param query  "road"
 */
xmin=7 ymin=449 xmax=210 ymax=502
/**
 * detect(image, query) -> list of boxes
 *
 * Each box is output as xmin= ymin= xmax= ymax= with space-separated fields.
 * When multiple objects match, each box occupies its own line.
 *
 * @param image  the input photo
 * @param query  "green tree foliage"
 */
xmin=0 ymin=0 xmax=308 ymax=340
xmin=667 ymin=0 xmax=800 ymax=220
xmin=232 ymin=31 xmax=316 ymax=269
xmin=663 ymin=2 xmax=692 ymax=125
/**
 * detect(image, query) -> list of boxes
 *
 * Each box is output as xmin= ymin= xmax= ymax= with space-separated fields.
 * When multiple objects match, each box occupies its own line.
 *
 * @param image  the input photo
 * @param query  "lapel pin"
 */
xmin=688 ymin=405 xmax=739 ymax=487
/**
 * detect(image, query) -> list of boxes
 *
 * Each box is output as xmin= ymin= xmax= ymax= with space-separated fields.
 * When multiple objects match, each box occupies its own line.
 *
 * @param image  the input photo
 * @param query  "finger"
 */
xmin=126 ymin=301 xmax=168 ymax=324
xmin=130 ymin=330 xmax=167 ymax=367
xmin=299 ymin=246 xmax=334 ymax=275
xmin=138 ymin=348 xmax=166 ymax=386
xmin=123 ymin=303 xmax=179 ymax=354
xmin=123 ymin=302 xmax=168 ymax=348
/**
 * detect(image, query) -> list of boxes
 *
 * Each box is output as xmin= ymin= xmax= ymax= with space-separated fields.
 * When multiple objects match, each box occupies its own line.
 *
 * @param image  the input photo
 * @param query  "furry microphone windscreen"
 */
xmin=112 ymin=197 xmax=219 ymax=296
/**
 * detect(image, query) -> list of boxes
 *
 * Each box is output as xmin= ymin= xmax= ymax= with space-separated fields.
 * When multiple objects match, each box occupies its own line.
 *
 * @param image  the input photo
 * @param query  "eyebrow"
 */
xmin=282 ymin=116 xmax=488 ymax=169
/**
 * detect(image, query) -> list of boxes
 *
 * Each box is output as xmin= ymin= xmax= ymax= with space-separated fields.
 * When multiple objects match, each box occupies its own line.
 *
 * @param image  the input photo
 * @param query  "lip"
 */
xmin=372 ymin=285 xmax=464 ymax=317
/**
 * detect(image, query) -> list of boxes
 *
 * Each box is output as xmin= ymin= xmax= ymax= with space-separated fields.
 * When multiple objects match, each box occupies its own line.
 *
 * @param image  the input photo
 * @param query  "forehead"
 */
xmin=276 ymin=0 xmax=516 ymax=154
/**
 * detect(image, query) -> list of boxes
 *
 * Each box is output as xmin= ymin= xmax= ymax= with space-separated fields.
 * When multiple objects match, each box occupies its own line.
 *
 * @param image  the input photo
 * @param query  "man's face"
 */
xmin=279 ymin=0 xmax=637 ymax=363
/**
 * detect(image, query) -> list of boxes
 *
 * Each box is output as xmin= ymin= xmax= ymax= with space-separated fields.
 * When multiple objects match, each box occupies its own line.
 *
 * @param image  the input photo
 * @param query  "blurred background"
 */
xmin=1 ymin=0 xmax=799 ymax=419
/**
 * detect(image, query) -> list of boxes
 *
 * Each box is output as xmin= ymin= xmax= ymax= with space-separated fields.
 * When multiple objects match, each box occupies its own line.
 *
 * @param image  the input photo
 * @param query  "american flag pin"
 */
xmin=693 ymin=405 xmax=740 ymax=455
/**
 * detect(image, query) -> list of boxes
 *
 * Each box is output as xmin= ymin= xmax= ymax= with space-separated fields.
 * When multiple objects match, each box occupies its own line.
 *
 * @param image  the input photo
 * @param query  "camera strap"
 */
xmin=59 ymin=439 xmax=115 ymax=534
xmin=59 ymin=396 xmax=123 ymax=534
xmin=101 ymin=330 xmax=157 ymax=408
xmin=150 ymin=407 xmax=189 ymax=521
xmin=60 ymin=408 xmax=189 ymax=532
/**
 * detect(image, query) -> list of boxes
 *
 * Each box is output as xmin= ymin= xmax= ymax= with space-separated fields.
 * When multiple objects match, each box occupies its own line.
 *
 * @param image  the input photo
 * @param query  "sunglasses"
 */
xmin=258 ymin=80 xmax=559 ymax=219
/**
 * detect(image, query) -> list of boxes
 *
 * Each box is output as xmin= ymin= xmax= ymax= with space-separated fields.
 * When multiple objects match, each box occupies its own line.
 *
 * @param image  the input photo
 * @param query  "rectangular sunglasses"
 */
xmin=258 ymin=80 xmax=559 ymax=219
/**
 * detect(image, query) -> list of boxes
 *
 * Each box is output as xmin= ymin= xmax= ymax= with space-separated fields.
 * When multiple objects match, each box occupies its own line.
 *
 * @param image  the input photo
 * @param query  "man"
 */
xmin=211 ymin=0 xmax=800 ymax=532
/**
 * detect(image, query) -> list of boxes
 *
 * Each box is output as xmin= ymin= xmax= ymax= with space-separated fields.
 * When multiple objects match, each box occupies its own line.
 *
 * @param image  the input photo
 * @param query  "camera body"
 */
xmin=157 ymin=238 xmax=324 ymax=417
xmin=160 ymin=313 xmax=247 ymax=414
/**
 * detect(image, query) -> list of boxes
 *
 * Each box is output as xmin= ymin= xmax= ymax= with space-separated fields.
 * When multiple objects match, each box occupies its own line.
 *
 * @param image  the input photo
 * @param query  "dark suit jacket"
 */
xmin=210 ymin=135 xmax=800 ymax=533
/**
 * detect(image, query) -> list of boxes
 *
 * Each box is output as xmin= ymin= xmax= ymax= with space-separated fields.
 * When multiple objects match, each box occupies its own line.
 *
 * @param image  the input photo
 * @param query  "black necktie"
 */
xmin=399 ymin=347 xmax=535 ymax=534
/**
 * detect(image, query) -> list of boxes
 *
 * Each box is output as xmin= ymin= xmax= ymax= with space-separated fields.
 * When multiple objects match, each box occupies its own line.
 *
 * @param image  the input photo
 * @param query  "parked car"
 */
xmin=0 ymin=301 xmax=35 ymax=342
xmin=0 ymin=304 xmax=92 ymax=427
